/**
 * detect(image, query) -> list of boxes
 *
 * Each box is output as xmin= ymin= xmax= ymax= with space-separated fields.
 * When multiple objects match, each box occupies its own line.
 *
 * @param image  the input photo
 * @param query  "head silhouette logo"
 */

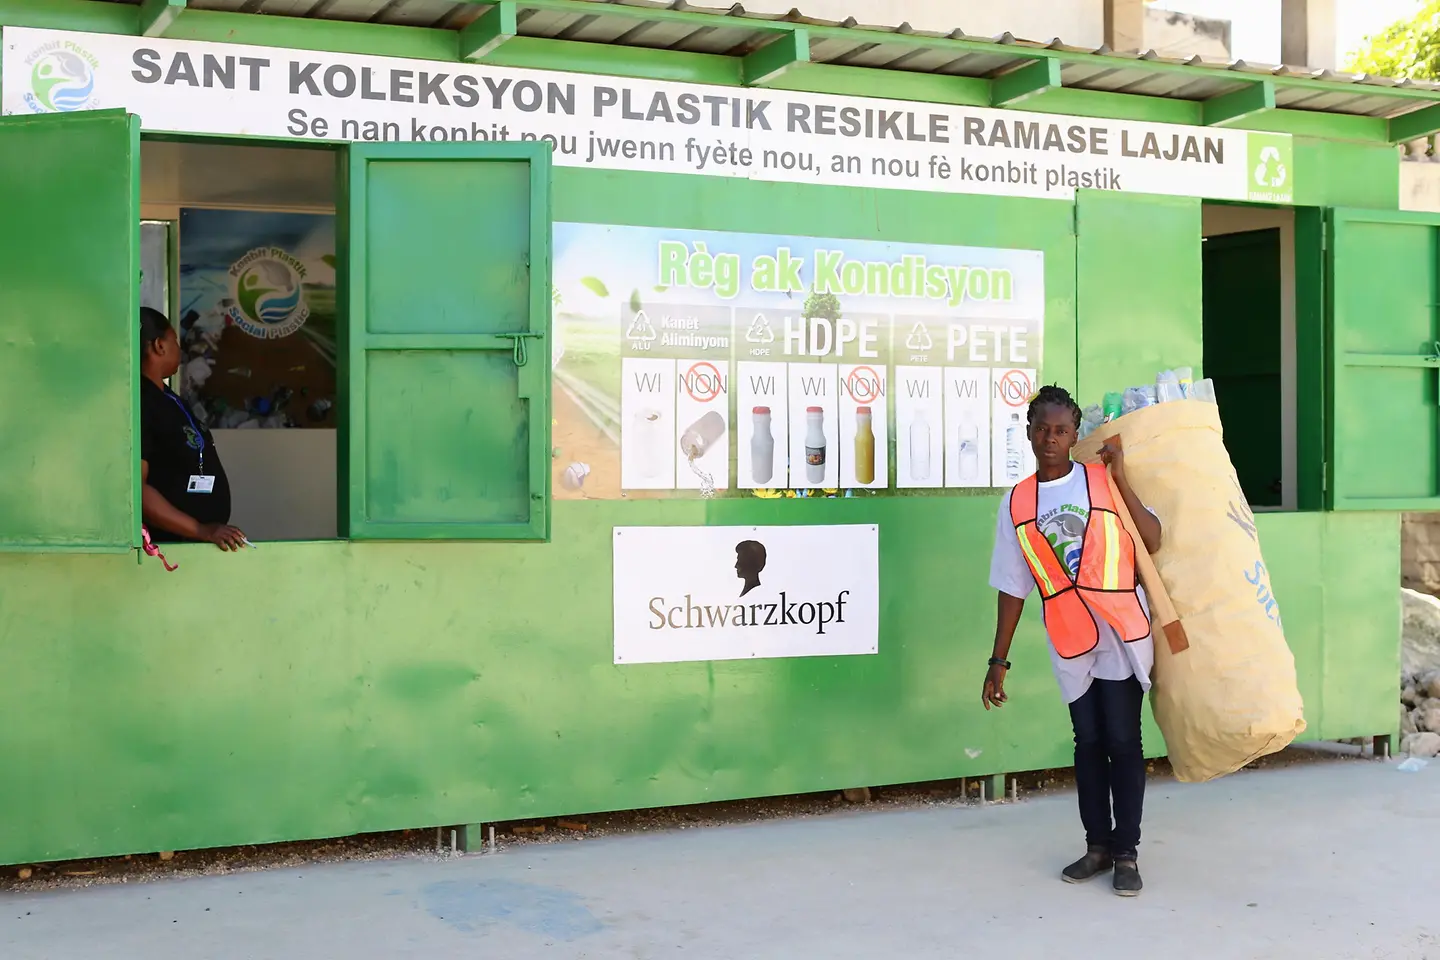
xmin=23 ymin=43 xmax=99 ymax=114
xmin=735 ymin=540 xmax=767 ymax=597
xmin=226 ymin=248 xmax=311 ymax=340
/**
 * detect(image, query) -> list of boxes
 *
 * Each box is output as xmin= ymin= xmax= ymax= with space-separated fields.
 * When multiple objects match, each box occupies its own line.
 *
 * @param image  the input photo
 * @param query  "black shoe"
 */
xmin=1061 ymin=845 xmax=1114 ymax=883
xmin=1113 ymin=858 xmax=1143 ymax=897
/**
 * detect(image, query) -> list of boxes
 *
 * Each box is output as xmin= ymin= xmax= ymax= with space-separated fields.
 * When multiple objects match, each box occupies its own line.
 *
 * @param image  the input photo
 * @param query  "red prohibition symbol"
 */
xmin=683 ymin=361 xmax=724 ymax=402
xmin=846 ymin=365 xmax=882 ymax=403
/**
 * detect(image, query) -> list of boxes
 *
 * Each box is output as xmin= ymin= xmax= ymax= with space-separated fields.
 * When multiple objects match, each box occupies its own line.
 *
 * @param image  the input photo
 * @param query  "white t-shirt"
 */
xmin=989 ymin=462 xmax=1155 ymax=705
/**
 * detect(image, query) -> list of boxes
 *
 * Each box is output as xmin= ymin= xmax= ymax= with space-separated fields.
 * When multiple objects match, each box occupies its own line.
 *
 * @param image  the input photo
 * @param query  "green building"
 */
xmin=0 ymin=0 xmax=1432 ymax=867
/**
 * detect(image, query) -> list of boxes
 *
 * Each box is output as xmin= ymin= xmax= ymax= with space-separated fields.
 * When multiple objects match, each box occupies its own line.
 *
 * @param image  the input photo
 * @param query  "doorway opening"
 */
xmin=1201 ymin=203 xmax=1296 ymax=511
xmin=141 ymin=138 xmax=340 ymax=540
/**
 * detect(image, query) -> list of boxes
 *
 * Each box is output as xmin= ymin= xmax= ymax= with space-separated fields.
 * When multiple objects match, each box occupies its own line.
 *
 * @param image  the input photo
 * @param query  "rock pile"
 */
xmin=1400 ymin=589 xmax=1440 ymax=759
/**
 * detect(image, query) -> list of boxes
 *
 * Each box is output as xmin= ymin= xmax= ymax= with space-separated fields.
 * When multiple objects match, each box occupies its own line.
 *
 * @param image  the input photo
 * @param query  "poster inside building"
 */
xmin=177 ymin=208 xmax=337 ymax=430
xmin=551 ymin=223 xmax=1044 ymax=500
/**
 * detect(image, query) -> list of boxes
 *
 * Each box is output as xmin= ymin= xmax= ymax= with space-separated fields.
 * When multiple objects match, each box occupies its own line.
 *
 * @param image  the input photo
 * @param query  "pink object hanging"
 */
xmin=141 ymin=526 xmax=177 ymax=572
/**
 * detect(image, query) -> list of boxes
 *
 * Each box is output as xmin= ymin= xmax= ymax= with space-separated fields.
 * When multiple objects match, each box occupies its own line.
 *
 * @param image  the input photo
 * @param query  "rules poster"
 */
xmin=551 ymin=223 xmax=1043 ymax=500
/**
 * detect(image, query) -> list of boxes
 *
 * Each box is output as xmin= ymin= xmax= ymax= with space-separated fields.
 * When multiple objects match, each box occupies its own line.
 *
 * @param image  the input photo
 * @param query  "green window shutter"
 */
xmin=0 ymin=111 xmax=139 ymax=552
xmin=340 ymin=142 xmax=552 ymax=540
xmin=1326 ymin=208 xmax=1440 ymax=511
xmin=1075 ymin=191 xmax=1203 ymax=401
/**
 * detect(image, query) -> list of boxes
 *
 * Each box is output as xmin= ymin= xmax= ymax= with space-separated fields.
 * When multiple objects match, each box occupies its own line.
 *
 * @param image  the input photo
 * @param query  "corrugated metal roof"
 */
xmin=94 ymin=0 xmax=1440 ymax=123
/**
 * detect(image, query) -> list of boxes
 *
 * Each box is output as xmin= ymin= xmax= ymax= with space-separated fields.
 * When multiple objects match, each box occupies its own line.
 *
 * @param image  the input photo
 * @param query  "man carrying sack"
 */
xmin=981 ymin=385 xmax=1163 ymax=897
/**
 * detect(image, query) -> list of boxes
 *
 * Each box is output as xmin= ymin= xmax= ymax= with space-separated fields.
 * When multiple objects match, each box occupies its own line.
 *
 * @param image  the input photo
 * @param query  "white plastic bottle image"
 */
xmin=679 ymin=410 xmax=727 ymax=461
xmin=751 ymin=406 xmax=775 ymax=485
xmin=909 ymin=408 xmax=932 ymax=481
xmin=632 ymin=407 xmax=666 ymax=479
xmin=957 ymin=419 xmax=980 ymax=485
xmin=1004 ymin=412 xmax=1024 ymax=483
xmin=804 ymin=406 xmax=827 ymax=485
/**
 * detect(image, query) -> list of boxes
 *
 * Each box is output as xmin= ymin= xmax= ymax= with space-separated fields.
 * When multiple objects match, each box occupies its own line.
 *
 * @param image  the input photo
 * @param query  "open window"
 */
xmin=0 ymin=110 xmax=140 ymax=552
xmin=1 ymin=113 xmax=551 ymax=551
xmin=1325 ymin=208 xmax=1440 ymax=511
xmin=142 ymin=139 xmax=341 ymax=541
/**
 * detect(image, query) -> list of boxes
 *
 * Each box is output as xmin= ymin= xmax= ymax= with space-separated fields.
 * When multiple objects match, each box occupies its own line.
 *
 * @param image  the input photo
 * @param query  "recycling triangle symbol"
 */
xmin=905 ymin=323 xmax=934 ymax=351
xmin=746 ymin=313 xmax=775 ymax=344
xmin=626 ymin=309 xmax=657 ymax=343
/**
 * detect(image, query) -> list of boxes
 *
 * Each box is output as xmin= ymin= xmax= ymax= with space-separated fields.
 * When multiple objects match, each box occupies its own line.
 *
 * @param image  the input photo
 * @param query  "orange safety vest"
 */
xmin=1009 ymin=462 xmax=1151 ymax=659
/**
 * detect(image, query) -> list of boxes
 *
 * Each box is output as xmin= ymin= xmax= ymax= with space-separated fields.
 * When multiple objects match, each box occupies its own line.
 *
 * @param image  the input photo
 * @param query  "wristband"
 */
xmin=988 ymin=657 xmax=1011 ymax=670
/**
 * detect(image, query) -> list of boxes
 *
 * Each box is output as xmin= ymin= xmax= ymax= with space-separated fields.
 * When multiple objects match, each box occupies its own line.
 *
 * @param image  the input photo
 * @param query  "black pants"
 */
xmin=1067 ymin=676 xmax=1146 ymax=860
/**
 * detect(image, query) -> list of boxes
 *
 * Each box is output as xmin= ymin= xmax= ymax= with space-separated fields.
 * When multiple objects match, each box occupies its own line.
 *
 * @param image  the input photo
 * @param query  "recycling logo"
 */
xmin=905 ymin=323 xmax=934 ymax=351
xmin=1254 ymin=145 xmax=1287 ymax=189
xmin=626 ymin=310 xmax=657 ymax=344
xmin=745 ymin=313 xmax=775 ymax=344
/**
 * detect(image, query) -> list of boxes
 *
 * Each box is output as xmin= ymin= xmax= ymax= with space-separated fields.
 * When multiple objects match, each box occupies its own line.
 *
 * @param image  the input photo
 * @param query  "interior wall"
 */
xmin=1202 ymin=205 xmax=1298 ymax=512
xmin=214 ymin=430 xmax=338 ymax=540
xmin=141 ymin=140 xmax=338 ymax=541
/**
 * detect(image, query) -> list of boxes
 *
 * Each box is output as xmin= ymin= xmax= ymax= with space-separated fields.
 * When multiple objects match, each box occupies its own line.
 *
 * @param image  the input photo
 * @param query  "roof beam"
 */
xmin=990 ymin=58 xmax=1062 ymax=108
xmin=1203 ymin=81 xmax=1276 ymax=126
xmin=138 ymin=0 xmax=185 ymax=37
xmin=742 ymin=29 xmax=810 ymax=86
xmin=460 ymin=1 xmax=517 ymax=61
xmin=1390 ymin=103 xmax=1440 ymax=144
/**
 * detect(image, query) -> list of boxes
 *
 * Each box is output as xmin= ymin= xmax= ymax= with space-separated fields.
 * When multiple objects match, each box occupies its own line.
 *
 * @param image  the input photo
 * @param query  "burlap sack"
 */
xmin=1074 ymin=400 xmax=1306 ymax=782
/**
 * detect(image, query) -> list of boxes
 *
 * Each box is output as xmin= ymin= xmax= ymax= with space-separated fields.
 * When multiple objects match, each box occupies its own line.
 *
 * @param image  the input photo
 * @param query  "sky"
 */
xmin=1151 ymin=0 xmax=1422 ymax=67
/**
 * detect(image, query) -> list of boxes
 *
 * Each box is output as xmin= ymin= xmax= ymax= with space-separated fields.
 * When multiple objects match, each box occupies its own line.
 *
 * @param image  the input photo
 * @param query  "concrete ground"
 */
xmin=2 ymin=754 xmax=1437 ymax=960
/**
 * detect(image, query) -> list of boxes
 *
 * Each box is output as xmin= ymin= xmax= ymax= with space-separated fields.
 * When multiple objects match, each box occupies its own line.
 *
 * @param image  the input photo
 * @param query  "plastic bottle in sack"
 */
xmin=1078 ymin=404 xmax=1104 ymax=440
xmin=751 ymin=406 xmax=775 ymax=484
xmin=805 ymin=406 xmax=827 ymax=484
xmin=909 ymin=409 xmax=933 ymax=481
xmin=1103 ymin=392 xmax=1124 ymax=421
xmin=1175 ymin=366 xmax=1194 ymax=398
xmin=1122 ymin=387 xmax=1153 ymax=416
xmin=1190 ymin=378 xmax=1217 ymax=403
xmin=1156 ymin=370 xmax=1185 ymax=403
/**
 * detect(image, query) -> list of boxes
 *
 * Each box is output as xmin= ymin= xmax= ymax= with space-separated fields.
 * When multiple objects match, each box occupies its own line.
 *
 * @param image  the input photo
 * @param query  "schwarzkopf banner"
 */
xmin=612 ymin=524 xmax=879 ymax=664
xmin=2 ymin=27 xmax=1295 ymax=204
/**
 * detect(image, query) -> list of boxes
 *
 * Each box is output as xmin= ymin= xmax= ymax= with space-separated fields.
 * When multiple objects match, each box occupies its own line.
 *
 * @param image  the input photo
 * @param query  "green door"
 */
xmin=1204 ymin=228 xmax=1283 ymax=508
xmin=1326 ymin=208 xmax=1440 ymax=511
xmin=340 ymin=142 xmax=552 ymax=540
xmin=0 ymin=110 xmax=139 ymax=551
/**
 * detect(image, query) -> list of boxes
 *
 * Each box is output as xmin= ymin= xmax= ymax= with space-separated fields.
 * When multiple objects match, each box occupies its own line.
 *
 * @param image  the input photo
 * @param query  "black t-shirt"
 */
xmin=140 ymin=378 xmax=232 ymax=542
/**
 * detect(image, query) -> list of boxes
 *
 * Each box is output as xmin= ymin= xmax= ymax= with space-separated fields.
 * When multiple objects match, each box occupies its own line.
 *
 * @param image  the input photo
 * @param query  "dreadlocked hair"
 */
xmin=1027 ymin=384 xmax=1082 ymax=431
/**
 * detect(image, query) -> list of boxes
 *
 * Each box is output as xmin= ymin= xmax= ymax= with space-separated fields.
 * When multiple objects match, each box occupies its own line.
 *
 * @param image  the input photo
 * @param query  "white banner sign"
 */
xmin=612 ymin=524 xmax=879 ymax=664
xmin=2 ymin=27 xmax=1295 ymax=204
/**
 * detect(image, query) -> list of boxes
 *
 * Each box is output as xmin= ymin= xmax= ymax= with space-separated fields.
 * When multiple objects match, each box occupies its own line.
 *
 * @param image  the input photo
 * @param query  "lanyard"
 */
xmin=166 ymin=392 xmax=206 ymax=474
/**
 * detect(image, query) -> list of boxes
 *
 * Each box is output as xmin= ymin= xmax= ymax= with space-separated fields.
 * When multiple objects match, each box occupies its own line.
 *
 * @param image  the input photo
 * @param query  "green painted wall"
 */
xmin=0 ymin=3 xmax=1412 ymax=867
xmin=0 ymin=504 xmax=1399 ymax=866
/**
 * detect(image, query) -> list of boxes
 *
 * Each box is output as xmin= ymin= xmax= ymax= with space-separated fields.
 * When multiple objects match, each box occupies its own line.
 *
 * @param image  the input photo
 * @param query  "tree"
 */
xmin=802 ymin=291 xmax=841 ymax=321
xmin=1345 ymin=2 xmax=1440 ymax=81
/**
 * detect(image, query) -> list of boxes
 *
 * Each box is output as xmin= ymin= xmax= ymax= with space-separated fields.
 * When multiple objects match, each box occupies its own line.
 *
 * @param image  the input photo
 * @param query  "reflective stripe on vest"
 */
xmin=1010 ymin=462 xmax=1151 ymax=659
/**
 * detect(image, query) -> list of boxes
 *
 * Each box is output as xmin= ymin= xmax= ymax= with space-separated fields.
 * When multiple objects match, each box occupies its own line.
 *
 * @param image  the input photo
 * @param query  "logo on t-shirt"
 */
xmin=1038 ymin=503 xmax=1088 ymax=578
xmin=182 ymin=425 xmax=202 ymax=451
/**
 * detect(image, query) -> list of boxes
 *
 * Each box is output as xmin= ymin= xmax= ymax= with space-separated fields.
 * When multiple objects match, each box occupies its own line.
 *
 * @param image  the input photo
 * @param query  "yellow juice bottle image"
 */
xmin=854 ymin=405 xmax=875 ymax=485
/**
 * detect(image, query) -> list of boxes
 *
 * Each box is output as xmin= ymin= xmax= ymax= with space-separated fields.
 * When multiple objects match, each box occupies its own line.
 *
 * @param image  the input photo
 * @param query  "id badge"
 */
xmin=187 ymin=475 xmax=216 ymax=494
